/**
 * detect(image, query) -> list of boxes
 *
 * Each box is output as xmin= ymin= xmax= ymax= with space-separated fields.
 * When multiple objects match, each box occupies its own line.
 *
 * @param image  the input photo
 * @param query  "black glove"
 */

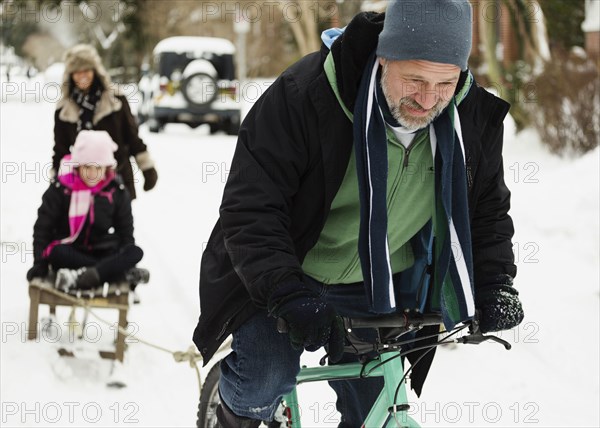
xmin=142 ymin=167 xmax=158 ymax=191
xmin=475 ymin=277 xmax=524 ymax=333
xmin=268 ymin=279 xmax=345 ymax=363
xmin=27 ymin=263 xmax=48 ymax=281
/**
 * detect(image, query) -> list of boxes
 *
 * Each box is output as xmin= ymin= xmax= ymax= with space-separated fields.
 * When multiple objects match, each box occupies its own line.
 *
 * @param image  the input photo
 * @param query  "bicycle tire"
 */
xmin=196 ymin=362 xmax=288 ymax=428
xmin=196 ymin=363 xmax=221 ymax=428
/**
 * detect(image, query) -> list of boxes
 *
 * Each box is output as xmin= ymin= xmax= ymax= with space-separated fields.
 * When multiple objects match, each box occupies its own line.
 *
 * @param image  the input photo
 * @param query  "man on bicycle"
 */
xmin=193 ymin=1 xmax=524 ymax=426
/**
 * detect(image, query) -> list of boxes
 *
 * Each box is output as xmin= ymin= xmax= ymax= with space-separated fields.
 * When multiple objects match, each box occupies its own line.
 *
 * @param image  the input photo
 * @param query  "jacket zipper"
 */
xmin=388 ymin=137 xmax=417 ymax=203
xmin=465 ymin=150 xmax=473 ymax=190
xmin=216 ymin=321 xmax=230 ymax=342
xmin=403 ymin=144 xmax=412 ymax=168
xmin=402 ymin=132 xmax=423 ymax=168
xmin=216 ymin=300 xmax=251 ymax=341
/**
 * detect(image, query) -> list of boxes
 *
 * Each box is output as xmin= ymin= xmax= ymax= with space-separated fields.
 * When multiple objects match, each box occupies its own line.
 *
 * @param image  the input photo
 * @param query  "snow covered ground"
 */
xmin=1 ymin=74 xmax=598 ymax=427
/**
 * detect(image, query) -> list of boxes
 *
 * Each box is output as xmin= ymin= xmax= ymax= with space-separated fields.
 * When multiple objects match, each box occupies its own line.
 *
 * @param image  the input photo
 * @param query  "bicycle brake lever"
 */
xmin=319 ymin=354 xmax=329 ymax=366
xmin=487 ymin=335 xmax=512 ymax=350
xmin=457 ymin=332 xmax=512 ymax=350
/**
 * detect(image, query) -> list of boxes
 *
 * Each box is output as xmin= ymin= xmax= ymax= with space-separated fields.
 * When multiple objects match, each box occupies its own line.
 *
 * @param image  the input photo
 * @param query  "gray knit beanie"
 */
xmin=376 ymin=0 xmax=473 ymax=70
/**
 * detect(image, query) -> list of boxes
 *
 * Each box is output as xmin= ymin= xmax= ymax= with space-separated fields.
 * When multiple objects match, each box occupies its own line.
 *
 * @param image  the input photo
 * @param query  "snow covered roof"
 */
xmin=153 ymin=37 xmax=235 ymax=56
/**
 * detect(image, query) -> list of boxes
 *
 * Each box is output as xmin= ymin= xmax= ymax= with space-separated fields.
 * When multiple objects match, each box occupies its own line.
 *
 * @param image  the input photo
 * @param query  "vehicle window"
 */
xmin=212 ymin=54 xmax=235 ymax=80
xmin=154 ymin=52 xmax=236 ymax=81
xmin=157 ymin=52 xmax=191 ymax=79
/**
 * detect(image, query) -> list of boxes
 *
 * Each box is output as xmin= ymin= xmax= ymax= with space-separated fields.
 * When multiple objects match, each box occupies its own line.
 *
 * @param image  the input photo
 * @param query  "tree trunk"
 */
xmin=480 ymin=0 xmax=504 ymax=87
xmin=277 ymin=1 xmax=322 ymax=57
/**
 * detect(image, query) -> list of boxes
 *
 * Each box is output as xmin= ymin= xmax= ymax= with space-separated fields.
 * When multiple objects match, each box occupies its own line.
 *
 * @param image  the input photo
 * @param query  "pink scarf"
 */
xmin=42 ymin=155 xmax=115 ymax=258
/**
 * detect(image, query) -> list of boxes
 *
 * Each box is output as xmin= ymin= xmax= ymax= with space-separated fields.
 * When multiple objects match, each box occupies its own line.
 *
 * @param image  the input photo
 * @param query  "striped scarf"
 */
xmin=42 ymin=155 xmax=115 ymax=258
xmin=71 ymin=77 xmax=102 ymax=132
xmin=354 ymin=55 xmax=475 ymax=329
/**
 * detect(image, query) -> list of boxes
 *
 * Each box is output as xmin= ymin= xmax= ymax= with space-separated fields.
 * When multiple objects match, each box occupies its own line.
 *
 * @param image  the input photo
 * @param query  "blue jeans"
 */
xmin=219 ymin=276 xmax=385 ymax=427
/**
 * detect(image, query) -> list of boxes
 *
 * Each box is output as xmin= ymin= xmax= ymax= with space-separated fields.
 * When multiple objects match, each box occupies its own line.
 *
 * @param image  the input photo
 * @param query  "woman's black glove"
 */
xmin=27 ymin=263 xmax=48 ymax=281
xmin=142 ymin=167 xmax=158 ymax=191
xmin=134 ymin=152 xmax=158 ymax=191
xmin=475 ymin=276 xmax=524 ymax=333
xmin=268 ymin=279 xmax=345 ymax=363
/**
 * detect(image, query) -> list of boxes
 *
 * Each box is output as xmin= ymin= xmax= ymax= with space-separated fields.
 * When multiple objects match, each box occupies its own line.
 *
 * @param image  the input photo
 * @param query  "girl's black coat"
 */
xmin=193 ymin=12 xmax=516 ymax=382
xmin=33 ymin=178 xmax=134 ymax=264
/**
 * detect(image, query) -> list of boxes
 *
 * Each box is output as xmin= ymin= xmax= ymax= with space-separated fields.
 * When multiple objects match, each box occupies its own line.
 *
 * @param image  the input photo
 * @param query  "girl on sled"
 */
xmin=27 ymin=130 xmax=146 ymax=291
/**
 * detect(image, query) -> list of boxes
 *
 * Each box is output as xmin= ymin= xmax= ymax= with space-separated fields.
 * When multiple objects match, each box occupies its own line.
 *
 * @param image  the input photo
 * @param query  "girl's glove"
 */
xmin=27 ymin=263 xmax=48 ymax=281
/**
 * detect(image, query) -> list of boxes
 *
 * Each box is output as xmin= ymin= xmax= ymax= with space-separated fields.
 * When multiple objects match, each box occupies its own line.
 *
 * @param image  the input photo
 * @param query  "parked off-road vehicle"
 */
xmin=138 ymin=36 xmax=241 ymax=135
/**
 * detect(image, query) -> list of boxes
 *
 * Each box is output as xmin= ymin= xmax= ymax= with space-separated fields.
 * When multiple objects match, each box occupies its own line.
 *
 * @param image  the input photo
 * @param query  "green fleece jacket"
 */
xmin=302 ymin=53 xmax=435 ymax=284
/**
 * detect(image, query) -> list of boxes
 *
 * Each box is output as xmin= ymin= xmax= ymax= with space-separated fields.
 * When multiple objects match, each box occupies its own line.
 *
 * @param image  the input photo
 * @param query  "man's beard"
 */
xmin=380 ymin=64 xmax=450 ymax=131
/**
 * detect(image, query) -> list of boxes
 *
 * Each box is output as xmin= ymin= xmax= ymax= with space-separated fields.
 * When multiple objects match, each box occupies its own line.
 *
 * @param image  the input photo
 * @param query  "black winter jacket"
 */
xmin=193 ymin=13 xmax=516 ymax=375
xmin=33 ymin=177 xmax=134 ymax=265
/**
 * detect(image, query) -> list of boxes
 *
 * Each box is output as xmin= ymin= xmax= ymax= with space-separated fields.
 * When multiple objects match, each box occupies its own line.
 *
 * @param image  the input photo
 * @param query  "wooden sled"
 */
xmin=28 ymin=277 xmax=131 ymax=362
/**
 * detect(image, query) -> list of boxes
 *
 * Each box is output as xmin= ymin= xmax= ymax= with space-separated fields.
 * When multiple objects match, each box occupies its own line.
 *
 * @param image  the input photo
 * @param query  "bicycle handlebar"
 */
xmin=275 ymin=312 xmax=441 ymax=335
xmin=277 ymin=310 xmax=512 ymax=351
xmin=347 ymin=312 xmax=443 ymax=329
xmin=349 ymin=312 xmax=511 ymax=350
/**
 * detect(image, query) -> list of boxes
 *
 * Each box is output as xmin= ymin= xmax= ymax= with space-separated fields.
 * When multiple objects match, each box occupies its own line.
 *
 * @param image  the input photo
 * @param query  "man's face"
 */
xmin=380 ymin=59 xmax=461 ymax=131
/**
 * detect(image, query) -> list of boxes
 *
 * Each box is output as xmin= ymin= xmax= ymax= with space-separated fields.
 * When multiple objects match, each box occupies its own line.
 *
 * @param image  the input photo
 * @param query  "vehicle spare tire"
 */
xmin=182 ymin=72 xmax=218 ymax=107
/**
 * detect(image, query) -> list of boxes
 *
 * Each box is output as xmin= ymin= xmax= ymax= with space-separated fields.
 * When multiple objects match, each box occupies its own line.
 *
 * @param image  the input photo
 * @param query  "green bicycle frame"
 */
xmin=281 ymin=350 xmax=420 ymax=427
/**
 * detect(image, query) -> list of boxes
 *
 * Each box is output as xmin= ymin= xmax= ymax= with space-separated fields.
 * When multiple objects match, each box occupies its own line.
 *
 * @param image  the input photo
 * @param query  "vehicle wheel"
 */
xmin=182 ymin=72 xmax=218 ymax=107
xmin=225 ymin=118 xmax=240 ymax=136
xmin=208 ymin=123 xmax=220 ymax=135
xmin=137 ymin=112 xmax=147 ymax=125
xmin=148 ymin=119 xmax=163 ymax=133
xmin=196 ymin=363 xmax=221 ymax=428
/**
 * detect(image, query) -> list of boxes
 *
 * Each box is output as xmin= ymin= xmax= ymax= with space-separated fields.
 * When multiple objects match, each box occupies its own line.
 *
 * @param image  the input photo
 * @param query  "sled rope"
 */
xmin=30 ymin=283 xmax=204 ymax=393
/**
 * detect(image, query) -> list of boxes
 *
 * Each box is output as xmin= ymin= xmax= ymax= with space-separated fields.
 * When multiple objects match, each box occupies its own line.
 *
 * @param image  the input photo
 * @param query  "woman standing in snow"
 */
xmin=28 ymin=130 xmax=144 ymax=290
xmin=53 ymin=43 xmax=158 ymax=199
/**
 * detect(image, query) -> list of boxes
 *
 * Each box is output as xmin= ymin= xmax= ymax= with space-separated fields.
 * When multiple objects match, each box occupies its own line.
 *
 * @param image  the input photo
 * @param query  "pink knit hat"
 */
xmin=71 ymin=130 xmax=118 ymax=167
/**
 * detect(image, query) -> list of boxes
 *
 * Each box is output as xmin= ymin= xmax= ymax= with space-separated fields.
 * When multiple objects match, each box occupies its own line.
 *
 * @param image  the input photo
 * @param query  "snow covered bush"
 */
xmin=528 ymin=48 xmax=599 ymax=155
